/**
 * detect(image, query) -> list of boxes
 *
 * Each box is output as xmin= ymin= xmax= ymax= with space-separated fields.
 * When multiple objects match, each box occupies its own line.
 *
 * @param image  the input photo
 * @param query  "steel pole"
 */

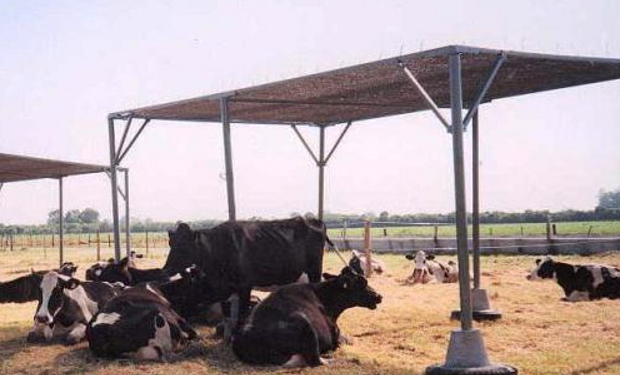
xmin=318 ymin=126 xmax=326 ymax=221
xmin=124 ymin=169 xmax=130 ymax=257
xmin=472 ymin=110 xmax=481 ymax=289
xmin=108 ymin=118 xmax=122 ymax=261
xmin=58 ymin=177 xmax=64 ymax=267
xmin=220 ymin=98 xmax=237 ymax=221
xmin=449 ymin=53 xmax=473 ymax=331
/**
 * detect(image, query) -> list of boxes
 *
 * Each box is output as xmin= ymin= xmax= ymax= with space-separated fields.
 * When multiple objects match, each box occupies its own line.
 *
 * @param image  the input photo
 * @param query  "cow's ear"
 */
xmin=341 ymin=266 xmax=354 ymax=276
xmin=63 ymin=278 xmax=80 ymax=290
xmin=535 ymin=259 xmax=542 ymax=265
xmin=405 ymin=254 xmax=414 ymax=260
xmin=426 ymin=254 xmax=436 ymax=261
xmin=107 ymin=258 xmax=115 ymax=264
xmin=322 ymin=272 xmax=338 ymax=280
xmin=119 ymin=257 xmax=130 ymax=269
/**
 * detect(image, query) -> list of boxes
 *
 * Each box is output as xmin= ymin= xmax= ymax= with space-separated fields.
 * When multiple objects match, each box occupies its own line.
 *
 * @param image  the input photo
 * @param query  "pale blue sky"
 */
xmin=1 ymin=1 xmax=619 ymax=224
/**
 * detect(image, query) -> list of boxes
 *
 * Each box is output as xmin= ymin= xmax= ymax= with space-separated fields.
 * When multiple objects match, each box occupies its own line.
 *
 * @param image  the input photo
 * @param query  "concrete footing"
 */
xmin=425 ymin=329 xmax=517 ymax=375
xmin=451 ymin=289 xmax=502 ymax=322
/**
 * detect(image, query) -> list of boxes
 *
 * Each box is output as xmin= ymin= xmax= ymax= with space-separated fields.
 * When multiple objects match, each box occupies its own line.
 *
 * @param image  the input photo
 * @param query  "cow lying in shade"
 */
xmin=86 ymin=267 xmax=201 ymax=360
xmin=27 ymin=271 xmax=124 ymax=344
xmin=0 ymin=262 xmax=78 ymax=304
xmin=86 ymin=255 xmax=170 ymax=286
xmin=405 ymin=251 xmax=458 ymax=284
xmin=348 ymin=250 xmax=386 ymax=276
xmin=232 ymin=267 xmax=382 ymax=367
xmin=526 ymin=256 xmax=620 ymax=302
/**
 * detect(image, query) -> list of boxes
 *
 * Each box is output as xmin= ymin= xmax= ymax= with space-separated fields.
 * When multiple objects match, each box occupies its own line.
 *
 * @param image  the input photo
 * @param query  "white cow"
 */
xmin=349 ymin=250 xmax=386 ymax=276
xmin=406 ymin=250 xmax=458 ymax=284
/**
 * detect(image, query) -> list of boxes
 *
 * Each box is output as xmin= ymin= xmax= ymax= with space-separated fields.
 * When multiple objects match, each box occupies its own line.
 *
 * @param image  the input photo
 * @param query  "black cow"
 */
xmin=163 ymin=217 xmax=328 ymax=326
xmin=232 ymin=267 xmax=382 ymax=367
xmin=87 ymin=267 xmax=201 ymax=360
xmin=0 ymin=262 xmax=78 ymax=304
xmin=87 ymin=256 xmax=170 ymax=285
xmin=27 ymin=271 xmax=124 ymax=344
xmin=527 ymin=256 xmax=620 ymax=301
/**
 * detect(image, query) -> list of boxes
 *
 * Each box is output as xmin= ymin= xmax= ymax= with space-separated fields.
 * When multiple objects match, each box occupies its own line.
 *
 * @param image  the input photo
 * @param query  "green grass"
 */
xmin=328 ymin=220 xmax=620 ymax=238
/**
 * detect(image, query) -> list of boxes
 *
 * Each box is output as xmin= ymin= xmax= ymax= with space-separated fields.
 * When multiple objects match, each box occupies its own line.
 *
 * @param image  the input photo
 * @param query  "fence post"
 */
xmin=96 ymin=230 xmax=101 ymax=261
xmin=520 ymin=226 xmax=524 ymax=237
xmin=587 ymin=225 xmax=593 ymax=237
xmin=108 ymin=234 xmax=111 ymax=248
xmin=546 ymin=216 xmax=552 ymax=241
xmin=145 ymin=229 xmax=150 ymax=257
xmin=433 ymin=225 xmax=439 ymax=244
xmin=363 ymin=221 xmax=372 ymax=277
xmin=10 ymin=233 xmax=14 ymax=251
xmin=52 ymin=233 xmax=55 ymax=247
xmin=552 ymin=223 xmax=557 ymax=236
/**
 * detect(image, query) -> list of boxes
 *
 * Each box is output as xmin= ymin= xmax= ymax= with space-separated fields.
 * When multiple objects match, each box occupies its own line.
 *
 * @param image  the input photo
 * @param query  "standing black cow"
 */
xmin=163 ymin=217 xmax=328 ymax=326
xmin=87 ymin=266 xmax=201 ymax=360
xmin=0 ymin=262 xmax=78 ymax=304
xmin=232 ymin=267 xmax=382 ymax=367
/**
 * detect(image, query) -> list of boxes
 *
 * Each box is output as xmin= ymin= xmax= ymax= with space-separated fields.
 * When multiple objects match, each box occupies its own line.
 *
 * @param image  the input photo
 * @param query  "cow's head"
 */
xmin=322 ymin=267 xmax=382 ymax=310
xmin=85 ymin=259 xmax=115 ymax=281
xmin=405 ymin=251 xmax=434 ymax=283
xmin=527 ymin=257 xmax=556 ymax=281
xmin=348 ymin=250 xmax=364 ymax=275
xmin=35 ymin=272 xmax=80 ymax=325
xmin=58 ymin=262 xmax=78 ymax=277
xmin=97 ymin=257 xmax=133 ymax=284
xmin=165 ymin=223 xmax=199 ymax=271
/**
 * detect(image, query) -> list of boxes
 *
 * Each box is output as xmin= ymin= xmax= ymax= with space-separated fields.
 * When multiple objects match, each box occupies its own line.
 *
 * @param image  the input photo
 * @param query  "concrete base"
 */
xmin=451 ymin=289 xmax=502 ymax=322
xmin=425 ymin=329 xmax=517 ymax=375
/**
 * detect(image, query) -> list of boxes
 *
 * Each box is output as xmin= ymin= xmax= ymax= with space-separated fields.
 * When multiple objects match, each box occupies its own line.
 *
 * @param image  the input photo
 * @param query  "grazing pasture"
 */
xmin=2 ymin=248 xmax=620 ymax=375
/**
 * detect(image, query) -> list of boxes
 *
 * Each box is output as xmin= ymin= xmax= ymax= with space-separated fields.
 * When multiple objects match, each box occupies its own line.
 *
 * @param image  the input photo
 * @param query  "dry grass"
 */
xmin=2 ymin=250 xmax=620 ymax=375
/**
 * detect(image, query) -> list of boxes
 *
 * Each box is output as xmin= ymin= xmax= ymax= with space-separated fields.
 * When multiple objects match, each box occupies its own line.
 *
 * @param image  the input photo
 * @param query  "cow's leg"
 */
xmin=281 ymin=316 xmax=323 ymax=367
xmin=65 ymin=323 xmax=87 ymax=345
xmin=27 ymin=322 xmax=53 ymax=343
xmin=564 ymin=290 xmax=590 ymax=302
xmin=223 ymin=294 xmax=239 ymax=344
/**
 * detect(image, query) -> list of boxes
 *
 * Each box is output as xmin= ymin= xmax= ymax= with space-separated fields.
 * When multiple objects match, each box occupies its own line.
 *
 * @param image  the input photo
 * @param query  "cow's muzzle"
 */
xmin=412 ymin=269 xmax=425 ymax=283
xmin=35 ymin=315 xmax=51 ymax=324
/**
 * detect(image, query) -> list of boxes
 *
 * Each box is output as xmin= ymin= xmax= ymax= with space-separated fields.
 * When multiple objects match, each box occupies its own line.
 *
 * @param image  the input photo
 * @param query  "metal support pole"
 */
xmin=318 ymin=126 xmax=326 ymax=221
xmin=220 ymin=98 xmax=237 ymax=221
xmin=58 ymin=177 xmax=64 ymax=267
xmin=472 ymin=110 xmax=481 ymax=289
xmin=108 ymin=118 xmax=122 ymax=261
xmin=124 ymin=169 xmax=130 ymax=256
xmin=449 ymin=53 xmax=473 ymax=331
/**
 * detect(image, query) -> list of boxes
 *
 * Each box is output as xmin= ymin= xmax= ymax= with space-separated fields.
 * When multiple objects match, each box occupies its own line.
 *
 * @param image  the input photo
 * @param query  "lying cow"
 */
xmin=27 ymin=271 xmax=123 ymax=344
xmin=232 ymin=267 xmax=382 ymax=367
xmin=349 ymin=250 xmax=386 ymax=276
xmin=526 ymin=256 xmax=620 ymax=302
xmin=164 ymin=217 xmax=329 ymax=330
xmin=405 ymin=251 xmax=458 ymax=284
xmin=87 ymin=267 xmax=201 ymax=360
xmin=86 ymin=256 xmax=170 ymax=285
xmin=0 ymin=262 xmax=78 ymax=304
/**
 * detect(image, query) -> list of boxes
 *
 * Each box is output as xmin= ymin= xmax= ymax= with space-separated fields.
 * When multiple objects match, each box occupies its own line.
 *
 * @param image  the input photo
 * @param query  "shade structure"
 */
xmin=110 ymin=45 xmax=620 ymax=126
xmin=0 ymin=153 xmax=110 ymax=183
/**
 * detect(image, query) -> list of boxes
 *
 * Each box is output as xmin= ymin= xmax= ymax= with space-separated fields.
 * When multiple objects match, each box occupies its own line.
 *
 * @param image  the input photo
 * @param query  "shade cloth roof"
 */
xmin=110 ymin=45 xmax=620 ymax=126
xmin=0 ymin=153 xmax=113 ymax=183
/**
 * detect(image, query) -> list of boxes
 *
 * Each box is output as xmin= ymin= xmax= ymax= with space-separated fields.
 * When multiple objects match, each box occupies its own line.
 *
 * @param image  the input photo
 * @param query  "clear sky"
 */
xmin=1 ymin=0 xmax=619 ymax=225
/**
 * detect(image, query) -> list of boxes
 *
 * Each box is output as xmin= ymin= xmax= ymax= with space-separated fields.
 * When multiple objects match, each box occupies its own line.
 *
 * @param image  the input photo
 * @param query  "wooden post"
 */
xmin=587 ymin=225 xmax=593 ymax=237
xmin=43 ymin=235 xmax=47 ymax=259
xmin=489 ymin=227 xmax=493 ymax=237
xmin=552 ymin=223 xmax=557 ymax=236
xmin=10 ymin=233 xmax=14 ymax=251
xmin=96 ymin=230 xmax=101 ymax=261
xmin=52 ymin=233 xmax=55 ymax=247
xmin=363 ymin=221 xmax=372 ymax=277
xmin=433 ymin=225 xmax=439 ymax=244
xmin=145 ymin=229 xmax=150 ymax=257
xmin=108 ymin=234 xmax=111 ymax=248
xmin=546 ymin=217 xmax=552 ymax=241
xmin=520 ymin=226 xmax=524 ymax=237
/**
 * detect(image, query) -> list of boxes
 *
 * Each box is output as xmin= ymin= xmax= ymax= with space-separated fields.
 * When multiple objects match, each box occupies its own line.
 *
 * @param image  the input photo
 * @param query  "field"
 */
xmin=3 ymin=247 xmax=620 ymax=375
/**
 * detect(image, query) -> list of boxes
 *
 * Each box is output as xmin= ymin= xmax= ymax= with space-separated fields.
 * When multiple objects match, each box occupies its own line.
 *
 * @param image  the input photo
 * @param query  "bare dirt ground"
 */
xmin=2 ymin=248 xmax=620 ymax=375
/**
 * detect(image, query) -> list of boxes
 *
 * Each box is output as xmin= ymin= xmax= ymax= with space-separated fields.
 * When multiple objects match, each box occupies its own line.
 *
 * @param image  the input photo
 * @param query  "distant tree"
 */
xmin=378 ymin=211 xmax=389 ymax=222
xmin=47 ymin=209 xmax=61 ymax=226
xmin=598 ymin=189 xmax=620 ymax=209
xmin=303 ymin=212 xmax=316 ymax=220
xmin=64 ymin=209 xmax=82 ymax=224
xmin=79 ymin=208 xmax=100 ymax=224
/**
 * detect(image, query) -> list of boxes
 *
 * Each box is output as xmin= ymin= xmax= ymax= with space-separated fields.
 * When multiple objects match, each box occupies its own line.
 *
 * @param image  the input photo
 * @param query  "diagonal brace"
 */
xmin=115 ymin=115 xmax=134 ymax=159
xmin=104 ymin=171 xmax=127 ymax=201
xmin=398 ymin=60 xmax=451 ymax=131
xmin=116 ymin=119 xmax=150 ymax=165
xmin=324 ymin=121 xmax=352 ymax=164
xmin=462 ymin=53 xmax=506 ymax=130
xmin=291 ymin=125 xmax=319 ymax=165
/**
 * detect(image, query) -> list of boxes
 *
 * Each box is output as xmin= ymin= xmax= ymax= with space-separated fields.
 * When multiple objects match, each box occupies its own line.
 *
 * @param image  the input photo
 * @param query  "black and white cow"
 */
xmin=27 ymin=271 xmax=123 ymax=344
xmin=86 ymin=267 xmax=201 ymax=360
xmin=0 ymin=262 xmax=78 ymax=304
xmin=348 ymin=250 xmax=386 ymax=276
xmin=163 ymin=218 xmax=328 ymax=327
xmin=526 ymin=256 xmax=620 ymax=302
xmin=87 ymin=256 xmax=170 ymax=285
xmin=232 ymin=267 xmax=382 ymax=367
xmin=405 ymin=250 xmax=458 ymax=284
